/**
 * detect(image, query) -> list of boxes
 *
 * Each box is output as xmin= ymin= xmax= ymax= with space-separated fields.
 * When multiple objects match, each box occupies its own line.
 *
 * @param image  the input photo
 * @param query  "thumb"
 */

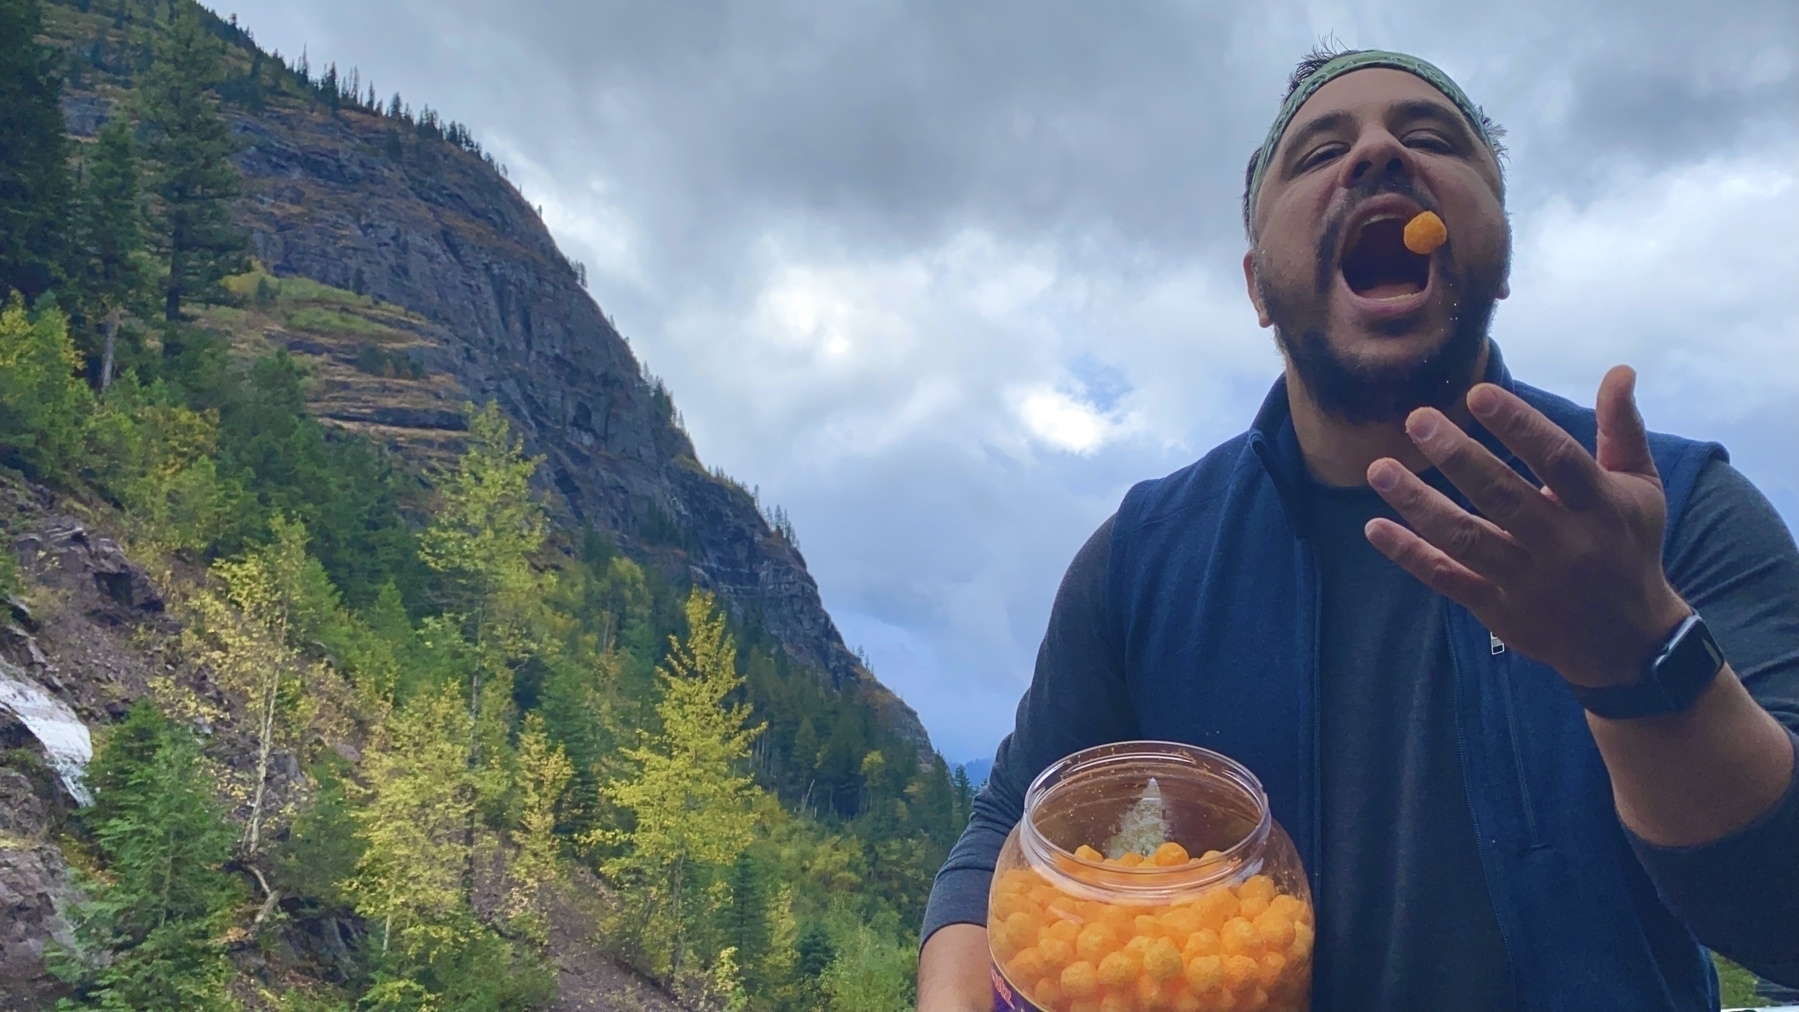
xmin=1596 ymin=365 xmax=1656 ymax=477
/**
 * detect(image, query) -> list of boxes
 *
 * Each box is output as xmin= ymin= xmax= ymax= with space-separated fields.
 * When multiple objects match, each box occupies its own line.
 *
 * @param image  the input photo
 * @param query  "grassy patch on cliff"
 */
xmin=284 ymin=306 xmax=396 ymax=337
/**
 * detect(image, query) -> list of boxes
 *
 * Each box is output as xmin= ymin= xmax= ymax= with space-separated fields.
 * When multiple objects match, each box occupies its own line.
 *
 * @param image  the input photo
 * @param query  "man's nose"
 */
xmin=1337 ymin=130 xmax=1415 ymax=191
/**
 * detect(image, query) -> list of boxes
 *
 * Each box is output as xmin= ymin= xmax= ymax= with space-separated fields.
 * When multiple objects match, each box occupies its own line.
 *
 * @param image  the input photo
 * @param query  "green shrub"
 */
xmin=88 ymin=375 xmax=250 ymax=554
xmin=361 ymin=912 xmax=555 ymax=1012
xmin=818 ymin=922 xmax=914 ymax=1012
xmin=355 ymin=344 xmax=426 ymax=379
xmin=0 ymin=301 xmax=93 ymax=481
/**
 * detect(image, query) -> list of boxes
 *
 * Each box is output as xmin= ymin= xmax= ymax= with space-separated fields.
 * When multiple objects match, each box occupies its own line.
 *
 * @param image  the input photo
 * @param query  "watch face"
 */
xmin=1653 ymin=615 xmax=1724 ymax=713
xmin=1699 ymin=633 xmax=1724 ymax=673
xmin=1573 ymin=615 xmax=1722 ymax=720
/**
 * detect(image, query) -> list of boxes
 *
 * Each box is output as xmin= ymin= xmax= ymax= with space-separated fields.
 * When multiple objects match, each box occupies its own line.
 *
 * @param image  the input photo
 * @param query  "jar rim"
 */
xmin=1018 ymin=740 xmax=1273 ymax=894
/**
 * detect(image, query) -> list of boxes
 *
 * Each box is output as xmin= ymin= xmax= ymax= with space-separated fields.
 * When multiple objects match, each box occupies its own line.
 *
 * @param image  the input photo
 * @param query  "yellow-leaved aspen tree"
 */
xmin=762 ymin=885 xmax=803 ymax=1010
xmin=597 ymin=589 xmax=765 ymax=980
xmin=346 ymin=682 xmax=473 ymax=955
xmin=419 ymin=401 xmax=548 ymax=720
xmin=506 ymin=712 xmax=572 ymax=943
xmin=419 ymin=401 xmax=550 ymax=894
xmin=193 ymin=515 xmax=313 ymax=857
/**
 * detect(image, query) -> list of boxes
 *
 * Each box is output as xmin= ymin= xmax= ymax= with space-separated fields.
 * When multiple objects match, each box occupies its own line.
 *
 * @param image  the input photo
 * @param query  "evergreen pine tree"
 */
xmin=272 ymin=754 xmax=364 ymax=915
xmin=0 ymin=0 xmax=72 ymax=304
xmin=723 ymin=852 xmax=770 ymax=992
xmin=950 ymin=763 xmax=975 ymax=826
xmin=794 ymin=922 xmax=835 ymax=980
xmin=74 ymin=117 xmax=148 ymax=388
xmin=912 ymin=753 xmax=958 ymax=848
xmin=536 ymin=651 xmax=614 ymax=840
xmin=59 ymin=701 xmax=241 ymax=1010
xmin=137 ymin=6 xmax=246 ymax=321
xmin=240 ymin=49 xmax=265 ymax=112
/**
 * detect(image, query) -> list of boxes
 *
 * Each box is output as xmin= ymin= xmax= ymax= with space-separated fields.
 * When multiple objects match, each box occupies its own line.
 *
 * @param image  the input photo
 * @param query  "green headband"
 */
xmin=1246 ymin=50 xmax=1498 ymax=223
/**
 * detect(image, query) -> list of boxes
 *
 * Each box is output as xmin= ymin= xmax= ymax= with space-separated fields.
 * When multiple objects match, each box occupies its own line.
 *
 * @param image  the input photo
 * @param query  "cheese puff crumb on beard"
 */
xmin=1255 ymin=173 xmax=1510 ymax=426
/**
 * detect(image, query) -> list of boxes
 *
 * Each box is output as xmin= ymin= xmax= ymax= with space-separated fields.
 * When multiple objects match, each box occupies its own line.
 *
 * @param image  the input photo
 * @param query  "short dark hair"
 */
xmin=1241 ymin=44 xmax=1509 ymax=237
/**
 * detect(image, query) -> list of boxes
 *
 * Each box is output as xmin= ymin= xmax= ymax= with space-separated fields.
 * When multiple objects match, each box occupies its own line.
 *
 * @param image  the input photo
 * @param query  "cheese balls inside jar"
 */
xmin=989 ymin=742 xmax=1313 ymax=1012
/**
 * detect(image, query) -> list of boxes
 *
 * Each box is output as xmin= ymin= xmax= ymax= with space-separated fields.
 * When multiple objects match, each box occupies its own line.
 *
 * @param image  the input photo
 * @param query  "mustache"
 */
xmin=1313 ymin=173 xmax=1431 ymax=297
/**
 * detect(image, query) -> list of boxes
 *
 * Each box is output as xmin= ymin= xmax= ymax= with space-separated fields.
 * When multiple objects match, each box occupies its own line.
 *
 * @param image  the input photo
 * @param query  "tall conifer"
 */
xmin=137 ymin=7 xmax=245 ymax=321
xmin=74 ymin=117 xmax=147 ymax=386
xmin=0 ymin=0 xmax=72 ymax=304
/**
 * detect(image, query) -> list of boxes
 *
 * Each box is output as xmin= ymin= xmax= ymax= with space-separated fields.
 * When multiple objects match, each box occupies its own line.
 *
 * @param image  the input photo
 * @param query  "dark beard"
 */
xmin=1258 ymin=175 xmax=1506 ymax=425
xmin=1277 ymin=278 xmax=1496 ymax=425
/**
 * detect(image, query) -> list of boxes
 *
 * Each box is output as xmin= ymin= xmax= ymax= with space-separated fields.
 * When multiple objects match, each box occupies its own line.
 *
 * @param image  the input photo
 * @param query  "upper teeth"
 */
xmin=1363 ymin=212 xmax=1406 ymax=226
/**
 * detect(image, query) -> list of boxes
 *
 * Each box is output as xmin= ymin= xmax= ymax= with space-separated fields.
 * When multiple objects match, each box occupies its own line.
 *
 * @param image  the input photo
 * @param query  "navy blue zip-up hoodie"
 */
xmin=1106 ymin=348 xmax=1724 ymax=1011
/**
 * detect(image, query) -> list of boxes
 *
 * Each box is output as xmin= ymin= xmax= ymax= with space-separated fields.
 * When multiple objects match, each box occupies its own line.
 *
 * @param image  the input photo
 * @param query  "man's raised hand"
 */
xmin=1363 ymin=365 xmax=1692 ymax=689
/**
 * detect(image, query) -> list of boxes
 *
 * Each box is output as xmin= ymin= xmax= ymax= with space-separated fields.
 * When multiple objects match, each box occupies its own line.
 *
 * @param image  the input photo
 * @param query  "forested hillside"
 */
xmin=0 ymin=0 xmax=981 ymax=1007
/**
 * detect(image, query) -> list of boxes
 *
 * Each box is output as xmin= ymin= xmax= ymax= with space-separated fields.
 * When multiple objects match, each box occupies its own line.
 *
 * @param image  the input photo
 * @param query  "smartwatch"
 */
xmin=1568 ymin=612 xmax=1725 ymax=720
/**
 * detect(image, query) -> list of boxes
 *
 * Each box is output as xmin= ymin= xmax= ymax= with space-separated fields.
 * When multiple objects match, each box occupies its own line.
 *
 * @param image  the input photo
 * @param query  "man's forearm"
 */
xmin=917 ymin=923 xmax=991 ymax=1012
xmin=1588 ymin=664 xmax=1795 ymax=848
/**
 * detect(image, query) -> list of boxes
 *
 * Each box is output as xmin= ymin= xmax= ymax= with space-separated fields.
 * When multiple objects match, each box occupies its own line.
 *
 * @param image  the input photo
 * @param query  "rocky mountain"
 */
xmin=3 ymin=3 xmax=953 ymax=1008
xmin=56 ymin=7 xmax=931 ymax=760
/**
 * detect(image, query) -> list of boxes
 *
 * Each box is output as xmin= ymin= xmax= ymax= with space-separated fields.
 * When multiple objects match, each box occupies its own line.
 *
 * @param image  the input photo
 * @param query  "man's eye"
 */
xmin=1299 ymin=144 xmax=1345 ymax=169
xmin=1405 ymin=132 xmax=1453 ymax=153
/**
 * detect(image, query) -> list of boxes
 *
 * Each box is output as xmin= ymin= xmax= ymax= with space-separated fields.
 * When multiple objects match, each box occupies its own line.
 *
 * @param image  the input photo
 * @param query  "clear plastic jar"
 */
xmin=988 ymin=741 xmax=1313 ymax=1012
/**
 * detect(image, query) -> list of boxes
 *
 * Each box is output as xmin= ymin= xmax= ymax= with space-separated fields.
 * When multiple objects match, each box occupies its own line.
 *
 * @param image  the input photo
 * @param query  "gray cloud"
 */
xmin=212 ymin=0 xmax=1798 ymax=760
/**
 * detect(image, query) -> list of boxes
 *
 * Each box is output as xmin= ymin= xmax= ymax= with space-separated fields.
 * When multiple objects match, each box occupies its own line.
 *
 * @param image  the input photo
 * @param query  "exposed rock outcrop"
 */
xmin=217 ymin=98 xmax=931 ymax=758
xmin=0 ymin=844 xmax=78 ymax=1008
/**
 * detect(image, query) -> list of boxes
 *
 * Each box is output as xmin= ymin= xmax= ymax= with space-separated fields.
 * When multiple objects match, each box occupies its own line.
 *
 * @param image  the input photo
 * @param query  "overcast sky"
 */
xmin=208 ymin=0 xmax=1798 ymax=763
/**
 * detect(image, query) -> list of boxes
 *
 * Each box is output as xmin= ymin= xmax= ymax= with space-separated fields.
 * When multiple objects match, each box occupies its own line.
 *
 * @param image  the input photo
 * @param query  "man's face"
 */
xmin=1244 ymin=68 xmax=1512 ymax=424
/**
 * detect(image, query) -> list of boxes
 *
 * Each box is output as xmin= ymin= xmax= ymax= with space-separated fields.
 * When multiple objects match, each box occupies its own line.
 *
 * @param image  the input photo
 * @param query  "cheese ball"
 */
xmin=992 ymin=849 xmax=1312 ymax=1011
xmin=1403 ymin=210 xmax=1448 ymax=255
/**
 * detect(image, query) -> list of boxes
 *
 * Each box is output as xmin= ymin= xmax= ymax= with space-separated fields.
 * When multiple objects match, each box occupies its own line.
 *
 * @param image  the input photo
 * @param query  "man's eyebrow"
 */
xmin=1275 ymin=110 xmax=1354 ymax=172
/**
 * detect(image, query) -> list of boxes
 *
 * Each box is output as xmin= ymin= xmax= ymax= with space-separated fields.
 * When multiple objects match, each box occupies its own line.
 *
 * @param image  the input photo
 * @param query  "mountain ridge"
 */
xmin=46 ymin=1 xmax=933 ymax=761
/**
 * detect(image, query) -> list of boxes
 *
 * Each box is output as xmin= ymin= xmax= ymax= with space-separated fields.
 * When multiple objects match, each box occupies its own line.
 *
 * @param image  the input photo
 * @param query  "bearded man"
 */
xmin=916 ymin=49 xmax=1799 ymax=1012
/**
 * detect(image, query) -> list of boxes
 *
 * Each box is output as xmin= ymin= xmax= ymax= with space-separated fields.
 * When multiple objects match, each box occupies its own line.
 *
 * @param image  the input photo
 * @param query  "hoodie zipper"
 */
xmin=1493 ymin=644 xmax=1543 ymax=847
xmin=1304 ymin=544 xmax=1326 ymax=908
xmin=1449 ymin=605 xmax=1529 ymax=1006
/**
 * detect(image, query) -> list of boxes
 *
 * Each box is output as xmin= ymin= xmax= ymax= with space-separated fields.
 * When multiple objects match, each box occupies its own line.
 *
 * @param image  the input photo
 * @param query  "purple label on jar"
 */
xmin=991 ymin=963 xmax=1045 ymax=1012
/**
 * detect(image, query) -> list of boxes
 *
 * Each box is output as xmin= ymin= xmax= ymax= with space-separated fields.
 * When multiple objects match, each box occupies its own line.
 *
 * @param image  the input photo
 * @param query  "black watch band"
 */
xmin=1568 ymin=612 xmax=1725 ymax=720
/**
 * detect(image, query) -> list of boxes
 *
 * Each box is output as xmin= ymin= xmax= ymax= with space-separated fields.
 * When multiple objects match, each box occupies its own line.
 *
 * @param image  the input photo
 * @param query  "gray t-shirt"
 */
xmin=1306 ymin=470 xmax=1514 ymax=1009
xmin=922 ymin=457 xmax=1799 ymax=1006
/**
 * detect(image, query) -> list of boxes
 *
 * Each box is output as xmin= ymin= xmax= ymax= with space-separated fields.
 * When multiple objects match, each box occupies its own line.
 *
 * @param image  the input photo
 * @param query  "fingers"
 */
xmin=1464 ymin=384 xmax=1607 ymax=511
xmin=1595 ymin=365 xmax=1658 ymax=478
xmin=1368 ymin=459 xmax=1532 ymax=577
xmin=1364 ymin=517 xmax=1501 ymax=612
xmin=1401 ymin=407 xmax=1555 ymax=541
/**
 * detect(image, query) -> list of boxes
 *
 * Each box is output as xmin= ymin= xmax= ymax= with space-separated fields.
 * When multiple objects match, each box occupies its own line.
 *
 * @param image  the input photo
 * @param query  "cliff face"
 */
xmin=212 ymin=95 xmax=930 ymax=757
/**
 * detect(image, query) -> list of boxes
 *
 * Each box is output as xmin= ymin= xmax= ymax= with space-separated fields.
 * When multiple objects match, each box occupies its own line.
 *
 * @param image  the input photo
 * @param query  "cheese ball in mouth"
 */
xmin=1402 ymin=210 xmax=1448 ymax=255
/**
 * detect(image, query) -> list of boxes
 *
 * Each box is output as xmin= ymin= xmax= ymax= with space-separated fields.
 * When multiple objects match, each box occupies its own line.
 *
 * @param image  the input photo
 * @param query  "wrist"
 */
xmin=1569 ymin=607 xmax=1726 ymax=722
xmin=1566 ymin=588 xmax=1692 ymax=689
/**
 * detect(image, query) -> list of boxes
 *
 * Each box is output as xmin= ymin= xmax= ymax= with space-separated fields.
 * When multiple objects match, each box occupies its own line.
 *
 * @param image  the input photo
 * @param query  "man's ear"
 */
xmin=1497 ymin=278 xmax=1510 ymax=300
xmin=1243 ymin=251 xmax=1273 ymax=328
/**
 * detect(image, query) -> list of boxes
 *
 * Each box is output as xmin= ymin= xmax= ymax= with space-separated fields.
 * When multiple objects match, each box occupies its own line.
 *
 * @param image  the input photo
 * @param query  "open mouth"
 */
xmin=1341 ymin=214 xmax=1431 ymax=300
